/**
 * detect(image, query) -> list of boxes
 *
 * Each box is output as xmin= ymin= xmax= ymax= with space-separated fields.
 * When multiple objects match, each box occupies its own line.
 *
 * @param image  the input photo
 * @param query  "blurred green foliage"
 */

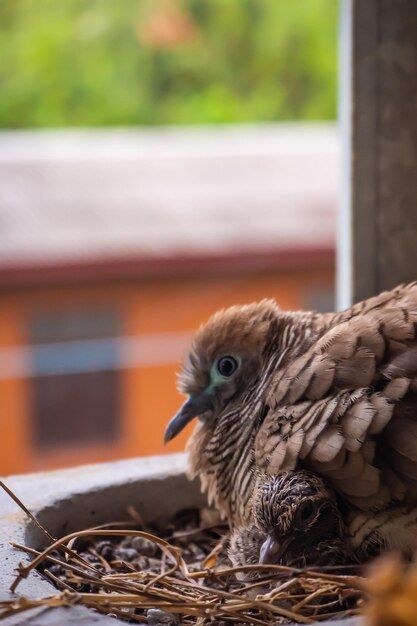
xmin=0 ymin=0 xmax=338 ymax=128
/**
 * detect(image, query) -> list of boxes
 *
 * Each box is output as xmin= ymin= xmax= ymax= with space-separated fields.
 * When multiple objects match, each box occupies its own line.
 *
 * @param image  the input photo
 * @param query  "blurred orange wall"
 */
xmin=0 ymin=265 xmax=334 ymax=475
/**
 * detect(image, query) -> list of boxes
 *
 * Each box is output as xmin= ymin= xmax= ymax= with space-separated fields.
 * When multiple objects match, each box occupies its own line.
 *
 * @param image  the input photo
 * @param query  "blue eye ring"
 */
xmin=216 ymin=355 xmax=239 ymax=378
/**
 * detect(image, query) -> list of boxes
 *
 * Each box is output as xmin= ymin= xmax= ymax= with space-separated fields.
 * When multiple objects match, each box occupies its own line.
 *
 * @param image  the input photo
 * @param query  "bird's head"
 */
xmin=254 ymin=471 xmax=346 ymax=567
xmin=164 ymin=300 xmax=279 ymax=443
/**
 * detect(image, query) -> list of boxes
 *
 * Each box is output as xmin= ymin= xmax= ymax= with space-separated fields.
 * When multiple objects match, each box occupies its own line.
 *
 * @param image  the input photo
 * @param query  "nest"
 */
xmin=0 ymin=480 xmax=365 ymax=625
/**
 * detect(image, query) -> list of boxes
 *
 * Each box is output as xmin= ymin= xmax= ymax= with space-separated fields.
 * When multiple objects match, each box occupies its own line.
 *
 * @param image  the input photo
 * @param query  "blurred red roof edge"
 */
xmin=0 ymin=124 xmax=338 ymax=289
xmin=0 ymin=246 xmax=334 ymax=289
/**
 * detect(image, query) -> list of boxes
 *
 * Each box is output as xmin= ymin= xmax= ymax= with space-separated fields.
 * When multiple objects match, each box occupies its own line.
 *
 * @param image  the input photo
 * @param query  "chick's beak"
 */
xmin=259 ymin=534 xmax=293 ymax=565
xmin=164 ymin=393 xmax=214 ymax=444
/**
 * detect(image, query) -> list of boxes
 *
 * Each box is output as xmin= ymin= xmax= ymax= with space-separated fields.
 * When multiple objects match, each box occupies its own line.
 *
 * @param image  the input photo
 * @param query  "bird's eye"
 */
xmin=296 ymin=500 xmax=317 ymax=526
xmin=216 ymin=356 xmax=239 ymax=378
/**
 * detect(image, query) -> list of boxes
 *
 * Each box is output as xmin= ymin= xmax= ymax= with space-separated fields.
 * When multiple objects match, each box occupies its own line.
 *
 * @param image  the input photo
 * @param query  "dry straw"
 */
xmin=0 ymin=480 xmax=365 ymax=624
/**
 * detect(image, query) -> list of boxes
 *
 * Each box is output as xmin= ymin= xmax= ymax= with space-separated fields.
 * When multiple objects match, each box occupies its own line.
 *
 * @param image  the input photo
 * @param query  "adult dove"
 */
xmin=165 ymin=282 xmax=417 ymax=552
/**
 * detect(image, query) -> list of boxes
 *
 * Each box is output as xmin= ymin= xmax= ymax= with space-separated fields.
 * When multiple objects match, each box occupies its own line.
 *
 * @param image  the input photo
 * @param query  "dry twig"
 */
xmin=0 ymin=483 xmax=365 ymax=624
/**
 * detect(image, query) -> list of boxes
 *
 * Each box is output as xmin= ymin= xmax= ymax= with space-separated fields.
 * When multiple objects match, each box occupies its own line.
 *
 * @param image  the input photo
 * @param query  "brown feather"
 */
xmin=383 ymin=346 xmax=417 ymax=380
xmin=332 ymin=463 xmax=380 ymax=498
xmin=384 ymin=377 xmax=411 ymax=401
xmin=335 ymin=347 xmax=376 ymax=389
xmin=347 ymin=483 xmax=392 ymax=511
xmin=341 ymin=398 xmax=376 ymax=451
xmin=305 ymin=354 xmax=336 ymax=399
xmin=325 ymin=450 xmax=366 ymax=481
xmin=281 ymin=429 xmax=305 ymax=469
xmin=308 ymin=425 xmax=345 ymax=463
xmin=309 ymin=448 xmax=347 ymax=474
xmin=368 ymin=393 xmax=394 ymax=435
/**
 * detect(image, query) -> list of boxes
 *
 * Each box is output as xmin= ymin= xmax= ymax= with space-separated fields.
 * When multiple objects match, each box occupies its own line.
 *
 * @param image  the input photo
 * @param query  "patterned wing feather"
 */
xmin=257 ymin=291 xmax=417 ymax=508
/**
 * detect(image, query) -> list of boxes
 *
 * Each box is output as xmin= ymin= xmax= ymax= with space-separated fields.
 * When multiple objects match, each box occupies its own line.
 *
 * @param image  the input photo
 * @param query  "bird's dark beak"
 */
xmin=259 ymin=534 xmax=293 ymax=565
xmin=164 ymin=393 xmax=214 ymax=443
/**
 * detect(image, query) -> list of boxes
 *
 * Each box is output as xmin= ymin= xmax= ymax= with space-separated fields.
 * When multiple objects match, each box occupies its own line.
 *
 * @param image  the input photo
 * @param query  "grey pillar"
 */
xmin=338 ymin=0 xmax=417 ymax=308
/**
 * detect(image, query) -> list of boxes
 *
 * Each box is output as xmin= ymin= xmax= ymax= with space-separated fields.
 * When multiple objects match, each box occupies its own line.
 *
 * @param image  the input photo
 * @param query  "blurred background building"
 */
xmin=0 ymin=0 xmax=339 ymax=475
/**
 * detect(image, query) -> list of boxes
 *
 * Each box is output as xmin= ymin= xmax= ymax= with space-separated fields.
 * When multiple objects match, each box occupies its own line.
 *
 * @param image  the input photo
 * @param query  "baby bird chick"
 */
xmin=229 ymin=471 xmax=350 ymax=579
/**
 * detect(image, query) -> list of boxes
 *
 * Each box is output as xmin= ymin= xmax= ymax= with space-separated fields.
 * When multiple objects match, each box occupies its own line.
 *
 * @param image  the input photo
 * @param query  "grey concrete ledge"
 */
xmin=0 ymin=453 xmax=202 ymax=625
xmin=0 ymin=454 xmax=361 ymax=625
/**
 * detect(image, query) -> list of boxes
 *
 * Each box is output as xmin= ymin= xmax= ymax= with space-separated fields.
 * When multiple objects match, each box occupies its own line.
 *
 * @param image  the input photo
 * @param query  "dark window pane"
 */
xmin=30 ymin=309 xmax=119 ymax=343
xmin=29 ymin=309 xmax=121 ymax=451
xmin=33 ymin=370 xmax=120 ymax=450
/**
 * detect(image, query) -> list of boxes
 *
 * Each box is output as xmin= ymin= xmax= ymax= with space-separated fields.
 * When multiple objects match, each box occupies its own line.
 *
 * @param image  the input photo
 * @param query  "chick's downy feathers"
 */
xmin=229 ymin=471 xmax=349 ymax=577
